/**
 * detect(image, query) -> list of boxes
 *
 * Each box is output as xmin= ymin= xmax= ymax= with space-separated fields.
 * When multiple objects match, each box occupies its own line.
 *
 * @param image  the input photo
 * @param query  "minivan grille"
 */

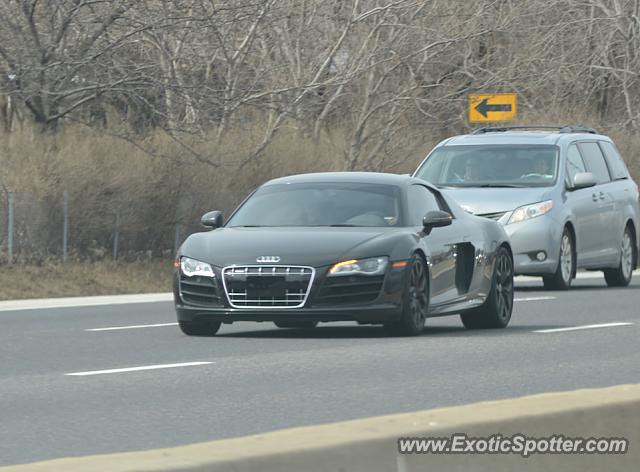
xmin=222 ymin=265 xmax=314 ymax=308
xmin=477 ymin=211 xmax=506 ymax=221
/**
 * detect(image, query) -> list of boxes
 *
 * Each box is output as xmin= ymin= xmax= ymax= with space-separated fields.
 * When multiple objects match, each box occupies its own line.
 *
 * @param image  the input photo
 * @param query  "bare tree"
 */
xmin=0 ymin=0 xmax=151 ymax=131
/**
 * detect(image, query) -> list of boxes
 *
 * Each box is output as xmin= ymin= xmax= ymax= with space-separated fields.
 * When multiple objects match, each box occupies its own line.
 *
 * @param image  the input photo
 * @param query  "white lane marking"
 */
xmin=86 ymin=322 xmax=178 ymax=332
xmin=0 ymin=293 xmax=173 ymax=312
xmin=517 ymin=270 xmax=640 ymax=283
xmin=534 ymin=322 xmax=633 ymax=333
xmin=65 ymin=361 xmax=212 ymax=376
xmin=514 ymin=296 xmax=556 ymax=302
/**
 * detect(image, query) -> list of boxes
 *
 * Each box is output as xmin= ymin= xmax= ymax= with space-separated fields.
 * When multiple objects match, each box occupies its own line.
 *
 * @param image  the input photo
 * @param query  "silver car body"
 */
xmin=413 ymin=130 xmax=640 ymax=277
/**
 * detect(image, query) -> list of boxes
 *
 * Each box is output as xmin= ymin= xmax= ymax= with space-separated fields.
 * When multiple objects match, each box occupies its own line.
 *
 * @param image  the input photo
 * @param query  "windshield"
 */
xmin=227 ymin=182 xmax=403 ymax=227
xmin=415 ymin=145 xmax=559 ymax=188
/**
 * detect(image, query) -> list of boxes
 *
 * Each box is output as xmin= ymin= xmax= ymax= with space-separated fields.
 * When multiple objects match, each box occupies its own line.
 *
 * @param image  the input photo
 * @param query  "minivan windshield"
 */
xmin=414 ymin=145 xmax=559 ymax=188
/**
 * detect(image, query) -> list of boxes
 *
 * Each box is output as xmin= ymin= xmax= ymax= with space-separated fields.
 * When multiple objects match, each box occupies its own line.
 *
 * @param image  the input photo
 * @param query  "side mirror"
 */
xmin=570 ymin=172 xmax=596 ymax=190
xmin=422 ymin=210 xmax=452 ymax=235
xmin=201 ymin=210 xmax=224 ymax=229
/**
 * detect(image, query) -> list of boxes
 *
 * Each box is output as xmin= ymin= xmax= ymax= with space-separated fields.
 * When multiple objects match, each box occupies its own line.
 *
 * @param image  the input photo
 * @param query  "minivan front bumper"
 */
xmin=503 ymin=214 xmax=562 ymax=276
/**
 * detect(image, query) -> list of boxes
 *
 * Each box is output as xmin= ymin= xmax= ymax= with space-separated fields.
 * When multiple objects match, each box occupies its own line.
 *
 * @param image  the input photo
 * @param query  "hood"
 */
xmin=181 ymin=227 xmax=401 ymax=267
xmin=440 ymin=187 xmax=552 ymax=215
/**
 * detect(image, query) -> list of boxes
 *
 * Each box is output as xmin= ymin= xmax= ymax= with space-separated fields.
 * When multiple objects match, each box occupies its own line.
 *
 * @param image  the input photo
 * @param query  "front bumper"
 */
xmin=173 ymin=265 xmax=405 ymax=325
xmin=504 ymin=214 xmax=562 ymax=276
xmin=175 ymin=303 xmax=402 ymax=324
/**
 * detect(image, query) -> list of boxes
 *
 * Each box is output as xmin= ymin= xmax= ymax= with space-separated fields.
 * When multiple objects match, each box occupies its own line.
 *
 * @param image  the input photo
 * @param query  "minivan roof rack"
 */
xmin=472 ymin=125 xmax=598 ymax=135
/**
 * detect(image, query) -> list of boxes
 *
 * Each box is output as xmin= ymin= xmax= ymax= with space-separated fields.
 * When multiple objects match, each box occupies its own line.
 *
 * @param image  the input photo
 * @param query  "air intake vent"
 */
xmin=314 ymin=275 xmax=384 ymax=306
xmin=179 ymin=275 xmax=222 ymax=307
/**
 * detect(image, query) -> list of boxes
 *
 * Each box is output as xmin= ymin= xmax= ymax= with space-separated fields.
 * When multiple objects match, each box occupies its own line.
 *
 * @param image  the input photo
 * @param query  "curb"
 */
xmin=0 ymin=293 xmax=173 ymax=312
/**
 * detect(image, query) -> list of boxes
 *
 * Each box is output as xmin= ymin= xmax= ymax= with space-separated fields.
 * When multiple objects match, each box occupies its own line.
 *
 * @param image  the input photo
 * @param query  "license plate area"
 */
xmin=246 ymin=276 xmax=286 ymax=298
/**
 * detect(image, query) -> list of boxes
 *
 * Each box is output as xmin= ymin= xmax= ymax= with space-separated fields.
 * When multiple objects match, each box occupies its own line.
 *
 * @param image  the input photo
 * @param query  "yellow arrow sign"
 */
xmin=469 ymin=94 xmax=517 ymax=123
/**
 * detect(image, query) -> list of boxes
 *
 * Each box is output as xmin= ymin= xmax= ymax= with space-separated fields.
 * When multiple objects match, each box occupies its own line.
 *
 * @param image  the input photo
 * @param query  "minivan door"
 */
xmin=577 ymin=141 xmax=618 ymax=265
xmin=564 ymin=144 xmax=602 ymax=265
xmin=599 ymin=140 xmax=633 ymax=261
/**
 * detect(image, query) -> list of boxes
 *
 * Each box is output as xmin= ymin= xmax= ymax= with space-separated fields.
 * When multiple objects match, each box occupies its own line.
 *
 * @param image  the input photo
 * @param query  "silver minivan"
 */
xmin=413 ymin=126 xmax=639 ymax=289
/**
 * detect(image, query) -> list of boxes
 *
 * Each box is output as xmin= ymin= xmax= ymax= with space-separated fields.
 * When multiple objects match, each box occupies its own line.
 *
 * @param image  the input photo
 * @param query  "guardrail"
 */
xmin=2 ymin=384 xmax=638 ymax=472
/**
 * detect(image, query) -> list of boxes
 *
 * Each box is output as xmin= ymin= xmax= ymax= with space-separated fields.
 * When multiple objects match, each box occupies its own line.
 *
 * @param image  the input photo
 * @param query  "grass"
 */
xmin=0 ymin=260 xmax=173 ymax=300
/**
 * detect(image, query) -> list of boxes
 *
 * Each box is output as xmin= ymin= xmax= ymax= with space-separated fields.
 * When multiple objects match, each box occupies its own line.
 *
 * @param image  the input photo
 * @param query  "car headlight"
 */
xmin=180 ymin=257 xmax=215 ymax=277
xmin=507 ymin=200 xmax=553 ymax=225
xmin=328 ymin=257 xmax=388 ymax=276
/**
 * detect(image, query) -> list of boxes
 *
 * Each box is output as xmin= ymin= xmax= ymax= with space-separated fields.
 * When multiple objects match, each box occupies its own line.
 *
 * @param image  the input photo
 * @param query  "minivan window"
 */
xmin=414 ymin=145 xmax=558 ymax=188
xmin=599 ymin=141 xmax=628 ymax=181
xmin=578 ymin=142 xmax=611 ymax=184
xmin=566 ymin=144 xmax=587 ymax=184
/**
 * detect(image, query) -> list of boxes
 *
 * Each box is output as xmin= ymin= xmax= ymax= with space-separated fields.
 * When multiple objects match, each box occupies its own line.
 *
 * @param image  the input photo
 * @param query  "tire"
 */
xmin=461 ymin=246 xmax=514 ymax=329
xmin=604 ymin=226 xmax=636 ymax=287
xmin=385 ymin=253 xmax=429 ymax=336
xmin=179 ymin=319 xmax=221 ymax=336
xmin=543 ymin=228 xmax=575 ymax=290
xmin=274 ymin=321 xmax=318 ymax=329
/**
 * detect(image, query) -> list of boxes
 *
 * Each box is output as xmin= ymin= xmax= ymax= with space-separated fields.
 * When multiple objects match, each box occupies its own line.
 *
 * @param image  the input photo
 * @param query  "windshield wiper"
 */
xmin=476 ymin=183 xmax=526 ymax=188
xmin=230 ymin=225 xmax=265 ymax=228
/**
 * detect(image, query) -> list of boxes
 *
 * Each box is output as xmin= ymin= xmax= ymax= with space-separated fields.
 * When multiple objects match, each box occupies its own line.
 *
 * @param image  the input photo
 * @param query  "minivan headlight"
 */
xmin=328 ymin=257 xmax=388 ymax=276
xmin=180 ymin=257 xmax=215 ymax=277
xmin=508 ymin=200 xmax=553 ymax=225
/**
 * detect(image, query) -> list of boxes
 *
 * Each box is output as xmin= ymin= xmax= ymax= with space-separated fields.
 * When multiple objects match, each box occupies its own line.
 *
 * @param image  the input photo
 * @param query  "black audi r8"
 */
xmin=174 ymin=172 xmax=514 ymax=336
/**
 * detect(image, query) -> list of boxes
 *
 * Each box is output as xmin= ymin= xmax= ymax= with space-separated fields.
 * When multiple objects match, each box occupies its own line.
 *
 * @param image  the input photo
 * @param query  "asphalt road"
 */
xmin=1 ymin=275 xmax=639 ymax=466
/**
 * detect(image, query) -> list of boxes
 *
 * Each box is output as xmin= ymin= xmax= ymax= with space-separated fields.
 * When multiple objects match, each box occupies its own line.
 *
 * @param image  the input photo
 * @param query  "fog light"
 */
xmin=536 ymin=251 xmax=547 ymax=261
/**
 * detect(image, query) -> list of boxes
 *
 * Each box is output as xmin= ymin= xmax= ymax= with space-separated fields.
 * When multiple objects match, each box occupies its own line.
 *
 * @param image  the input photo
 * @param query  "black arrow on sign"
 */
xmin=475 ymin=98 xmax=512 ymax=118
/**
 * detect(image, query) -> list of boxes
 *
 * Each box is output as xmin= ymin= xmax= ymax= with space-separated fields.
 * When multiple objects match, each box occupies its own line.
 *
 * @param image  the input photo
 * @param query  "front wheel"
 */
xmin=461 ymin=246 xmax=514 ymax=329
xmin=543 ymin=228 xmax=574 ymax=290
xmin=604 ymin=226 xmax=636 ymax=287
xmin=179 ymin=319 xmax=221 ymax=336
xmin=385 ymin=254 xmax=429 ymax=336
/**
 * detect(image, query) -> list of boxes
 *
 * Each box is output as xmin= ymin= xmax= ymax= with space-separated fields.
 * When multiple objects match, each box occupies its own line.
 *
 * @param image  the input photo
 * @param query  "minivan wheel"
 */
xmin=604 ymin=226 xmax=636 ymax=287
xmin=543 ymin=228 xmax=574 ymax=290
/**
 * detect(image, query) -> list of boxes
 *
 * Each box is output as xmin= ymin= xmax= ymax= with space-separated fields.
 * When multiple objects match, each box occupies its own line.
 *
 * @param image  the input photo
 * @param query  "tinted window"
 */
xmin=227 ymin=182 xmax=402 ymax=227
xmin=578 ymin=142 xmax=611 ymax=184
xmin=407 ymin=185 xmax=441 ymax=226
xmin=566 ymin=144 xmax=586 ymax=183
xmin=415 ymin=145 xmax=558 ymax=188
xmin=599 ymin=141 xmax=628 ymax=180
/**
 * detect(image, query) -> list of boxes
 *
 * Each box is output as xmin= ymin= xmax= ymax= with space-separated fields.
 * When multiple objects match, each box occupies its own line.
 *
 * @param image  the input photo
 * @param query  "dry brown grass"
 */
xmin=1 ymin=116 xmax=637 ymax=279
xmin=0 ymin=260 xmax=172 ymax=300
xmin=0 ymin=121 xmax=429 ymax=265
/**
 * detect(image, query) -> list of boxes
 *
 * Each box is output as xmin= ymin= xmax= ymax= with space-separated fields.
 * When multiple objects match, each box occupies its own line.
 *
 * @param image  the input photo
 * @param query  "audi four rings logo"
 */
xmin=256 ymin=256 xmax=281 ymax=263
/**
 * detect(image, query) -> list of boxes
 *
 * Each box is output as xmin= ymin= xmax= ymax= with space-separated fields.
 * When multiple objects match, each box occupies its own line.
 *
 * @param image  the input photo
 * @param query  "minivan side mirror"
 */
xmin=570 ymin=172 xmax=596 ymax=190
xmin=422 ymin=210 xmax=453 ymax=235
xmin=201 ymin=210 xmax=224 ymax=228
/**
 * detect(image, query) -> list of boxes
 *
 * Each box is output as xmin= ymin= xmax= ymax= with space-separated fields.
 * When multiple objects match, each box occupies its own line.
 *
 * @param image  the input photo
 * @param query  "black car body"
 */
xmin=174 ymin=172 xmax=514 ymax=336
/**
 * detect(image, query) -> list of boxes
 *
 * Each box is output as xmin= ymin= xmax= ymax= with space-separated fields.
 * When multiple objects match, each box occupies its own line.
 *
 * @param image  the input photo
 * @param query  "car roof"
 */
xmin=264 ymin=172 xmax=433 ymax=189
xmin=441 ymin=131 xmax=612 ymax=147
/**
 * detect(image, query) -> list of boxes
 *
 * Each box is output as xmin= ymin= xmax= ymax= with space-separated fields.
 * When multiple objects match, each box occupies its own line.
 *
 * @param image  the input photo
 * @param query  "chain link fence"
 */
xmin=0 ymin=189 xmax=245 ymax=265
